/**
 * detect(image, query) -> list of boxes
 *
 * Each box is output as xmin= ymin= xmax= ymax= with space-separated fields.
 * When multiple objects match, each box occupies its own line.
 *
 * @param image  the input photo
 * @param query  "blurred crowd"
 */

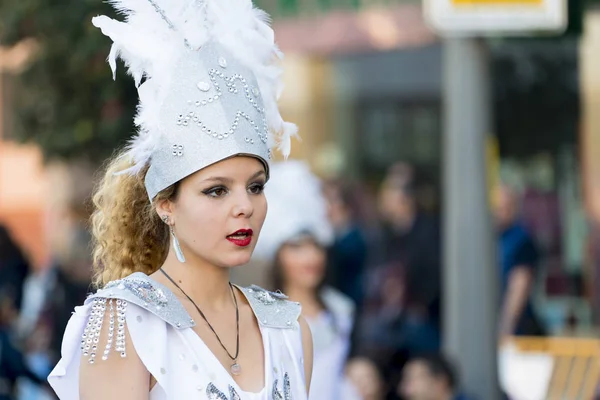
xmin=0 ymin=160 xmax=544 ymax=400
xmin=0 ymin=219 xmax=90 ymax=399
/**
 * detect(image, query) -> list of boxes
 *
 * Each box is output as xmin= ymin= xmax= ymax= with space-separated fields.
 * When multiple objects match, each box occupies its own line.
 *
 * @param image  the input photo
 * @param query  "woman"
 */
xmin=253 ymin=161 xmax=358 ymax=400
xmin=47 ymin=0 xmax=313 ymax=399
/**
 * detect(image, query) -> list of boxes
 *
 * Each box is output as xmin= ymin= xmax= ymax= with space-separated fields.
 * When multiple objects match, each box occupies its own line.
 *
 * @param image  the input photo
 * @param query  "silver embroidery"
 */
xmin=80 ymin=301 xmax=95 ymax=356
xmin=171 ymin=144 xmax=184 ymax=157
xmin=237 ymin=285 xmax=300 ymax=330
xmin=176 ymin=67 xmax=269 ymax=144
xmin=229 ymin=386 xmax=241 ymax=400
xmin=206 ymin=383 xmax=241 ymax=400
xmin=116 ymin=300 xmax=128 ymax=357
xmin=102 ymin=299 xmax=114 ymax=361
xmin=81 ymin=298 xmax=128 ymax=363
xmin=206 ymin=384 xmax=227 ymax=400
xmin=272 ymin=373 xmax=292 ymax=400
xmin=197 ymin=81 xmax=210 ymax=92
xmin=81 ymin=298 xmax=107 ymax=364
xmin=248 ymin=285 xmax=289 ymax=304
xmin=92 ymin=272 xmax=194 ymax=330
xmin=105 ymin=277 xmax=168 ymax=309
xmin=255 ymin=290 xmax=276 ymax=305
xmin=283 ymin=373 xmax=292 ymax=400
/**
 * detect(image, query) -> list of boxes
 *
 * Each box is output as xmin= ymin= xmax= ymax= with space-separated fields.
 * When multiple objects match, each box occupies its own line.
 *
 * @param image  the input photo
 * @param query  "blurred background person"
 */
xmin=0 ymin=225 xmax=48 ymax=398
xmin=345 ymin=356 xmax=386 ymax=400
xmin=323 ymin=179 xmax=369 ymax=309
xmin=493 ymin=184 xmax=545 ymax=337
xmin=15 ymin=197 xmax=92 ymax=400
xmin=0 ymin=290 xmax=47 ymax=400
xmin=398 ymin=354 xmax=470 ymax=400
xmin=376 ymin=163 xmax=442 ymax=333
xmin=0 ymin=225 xmax=31 ymax=317
xmin=356 ymin=162 xmax=442 ymax=396
xmin=254 ymin=160 xmax=359 ymax=400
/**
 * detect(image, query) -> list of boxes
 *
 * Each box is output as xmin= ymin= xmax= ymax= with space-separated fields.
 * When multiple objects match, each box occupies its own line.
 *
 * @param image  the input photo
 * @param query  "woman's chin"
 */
xmin=222 ymin=253 xmax=253 ymax=268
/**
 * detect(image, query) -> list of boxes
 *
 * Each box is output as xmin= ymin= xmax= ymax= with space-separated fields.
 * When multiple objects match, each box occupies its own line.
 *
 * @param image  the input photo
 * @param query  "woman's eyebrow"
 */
xmin=248 ymin=170 xmax=266 ymax=181
xmin=201 ymin=176 xmax=231 ymax=184
xmin=200 ymin=170 xmax=265 ymax=185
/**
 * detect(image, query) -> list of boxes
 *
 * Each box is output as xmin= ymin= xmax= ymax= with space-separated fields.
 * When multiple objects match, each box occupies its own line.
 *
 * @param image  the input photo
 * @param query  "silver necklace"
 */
xmin=159 ymin=269 xmax=242 ymax=375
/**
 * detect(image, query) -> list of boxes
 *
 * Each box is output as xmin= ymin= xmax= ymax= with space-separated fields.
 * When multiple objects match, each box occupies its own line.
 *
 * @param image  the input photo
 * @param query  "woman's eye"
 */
xmin=203 ymin=187 xmax=228 ymax=197
xmin=248 ymin=183 xmax=265 ymax=195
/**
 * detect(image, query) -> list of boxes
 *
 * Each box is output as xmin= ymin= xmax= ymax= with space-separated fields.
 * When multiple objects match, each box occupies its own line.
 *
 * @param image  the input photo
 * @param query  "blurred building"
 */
xmin=264 ymin=1 xmax=439 ymax=185
xmin=260 ymin=0 xmax=600 ymax=335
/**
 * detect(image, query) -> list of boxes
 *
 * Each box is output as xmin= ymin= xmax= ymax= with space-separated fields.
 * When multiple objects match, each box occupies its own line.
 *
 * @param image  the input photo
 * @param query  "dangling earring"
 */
xmin=162 ymin=215 xmax=186 ymax=263
xmin=170 ymin=226 xmax=186 ymax=263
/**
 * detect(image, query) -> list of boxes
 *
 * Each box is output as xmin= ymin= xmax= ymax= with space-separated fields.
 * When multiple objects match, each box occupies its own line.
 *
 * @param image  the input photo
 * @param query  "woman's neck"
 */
xmin=158 ymin=251 xmax=233 ymax=311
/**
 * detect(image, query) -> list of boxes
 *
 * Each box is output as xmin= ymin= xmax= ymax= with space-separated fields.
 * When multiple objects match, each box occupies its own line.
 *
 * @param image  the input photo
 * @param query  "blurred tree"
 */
xmin=0 ymin=0 xmax=137 ymax=162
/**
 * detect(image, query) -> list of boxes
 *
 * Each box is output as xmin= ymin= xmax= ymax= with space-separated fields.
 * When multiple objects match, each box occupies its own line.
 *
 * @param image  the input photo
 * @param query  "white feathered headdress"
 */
xmin=92 ymin=0 xmax=297 ymax=200
xmin=253 ymin=160 xmax=334 ymax=261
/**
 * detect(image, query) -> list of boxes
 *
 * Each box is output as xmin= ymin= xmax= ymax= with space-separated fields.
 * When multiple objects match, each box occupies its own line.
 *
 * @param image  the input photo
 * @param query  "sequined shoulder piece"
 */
xmin=82 ymin=273 xmax=194 ymax=365
xmin=88 ymin=272 xmax=195 ymax=330
xmin=235 ymin=285 xmax=301 ymax=329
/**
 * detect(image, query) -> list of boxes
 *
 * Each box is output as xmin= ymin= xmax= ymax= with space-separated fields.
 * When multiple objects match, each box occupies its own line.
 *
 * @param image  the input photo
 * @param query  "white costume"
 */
xmin=306 ymin=288 xmax=359 ymax=400
xmin=253 ymin=161 xmax=360 ymax=400
xmin=48 ymin=273 xmax=306 ymax=399
xmin=47 ymin=0 xmax=302 ymax=397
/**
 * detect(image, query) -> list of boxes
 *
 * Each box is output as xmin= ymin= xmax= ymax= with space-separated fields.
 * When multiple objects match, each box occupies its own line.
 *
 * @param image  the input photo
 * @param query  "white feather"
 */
xmin=93 ymin=0 xmax=296 ymax=174
xmin=253 ymin=161 xmax=334 ymax=261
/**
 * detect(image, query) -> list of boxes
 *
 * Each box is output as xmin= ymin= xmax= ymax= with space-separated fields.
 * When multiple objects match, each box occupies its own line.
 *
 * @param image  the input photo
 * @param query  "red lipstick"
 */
xmin=226 ymin=229 xmax=253 ymax=247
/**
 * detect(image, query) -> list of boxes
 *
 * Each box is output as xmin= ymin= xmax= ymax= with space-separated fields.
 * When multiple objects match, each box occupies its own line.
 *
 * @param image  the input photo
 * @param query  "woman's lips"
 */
xmin=226 ymin=229 xmax=253 ymax=247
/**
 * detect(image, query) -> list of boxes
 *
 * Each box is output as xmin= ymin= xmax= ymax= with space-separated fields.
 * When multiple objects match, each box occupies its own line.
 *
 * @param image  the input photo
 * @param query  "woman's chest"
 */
xmin=188 ymin=316 xmax=266 ymax=393
xmin=149 ymin=327 xmax=305 ymax=400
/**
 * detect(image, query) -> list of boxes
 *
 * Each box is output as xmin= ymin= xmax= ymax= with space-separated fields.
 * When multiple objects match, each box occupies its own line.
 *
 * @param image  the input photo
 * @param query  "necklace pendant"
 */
xmin=231 ymin=362 xmax=242 ymax=376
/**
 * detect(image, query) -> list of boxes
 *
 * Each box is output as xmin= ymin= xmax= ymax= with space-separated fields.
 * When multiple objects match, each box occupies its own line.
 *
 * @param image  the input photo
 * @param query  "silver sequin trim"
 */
xmin=81 ymin=298 xmax=128 ymax=363
xmin=272 ymin=373 xmax=292 ymax=400
xmin=92 ymin=272 xmax=193 ymax=330
xmin=116 ymin=299 xmax=128 ymax=357
xmin=176 ymin=69 xmax=268 ymax=144
xmin=229 ymin=386 xmax=241 ymax=400
xmin=171 ymin=144 xmax=184 ymax=157
xmin=237 ymin=285 xmax=300 ymax=330
xmin=102 ymin=299 xmax=114 ymax=361
xmin=206 ymin=383 xmax=241 ymax=400
xmin=104 ymin=276 xmax=168 ymax=310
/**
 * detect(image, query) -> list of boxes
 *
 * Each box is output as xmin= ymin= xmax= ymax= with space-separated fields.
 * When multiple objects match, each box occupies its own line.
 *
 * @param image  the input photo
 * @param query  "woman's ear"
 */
xmin=155 ymin=198 xmax=174 ymax=222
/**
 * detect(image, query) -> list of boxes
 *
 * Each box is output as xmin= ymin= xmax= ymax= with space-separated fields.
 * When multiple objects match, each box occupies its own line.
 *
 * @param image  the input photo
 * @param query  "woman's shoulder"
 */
xmin=235 ymin=284 xmax=302 ymax=330
xmin=321 ymin=286 xmax=355 ymax=320
xmin=49 ymin=273 xmax=196 ymax=399
xmin=87 ymin=272 xmax=194 ymax=330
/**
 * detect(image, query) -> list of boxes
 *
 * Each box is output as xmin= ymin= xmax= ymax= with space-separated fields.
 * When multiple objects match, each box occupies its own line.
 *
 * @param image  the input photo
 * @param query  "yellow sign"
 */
xmin=424 ymin=0 xmax=566 ymax=35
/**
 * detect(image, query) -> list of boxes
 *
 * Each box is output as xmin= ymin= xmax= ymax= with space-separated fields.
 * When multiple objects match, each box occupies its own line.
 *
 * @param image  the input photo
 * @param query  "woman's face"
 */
xmin=346 ymin=358 xmax=384 ymax=400
xmin=278 ymin=237 xmax=326 ymax=290
xmin=159 ymin=156 xmax=268 ymax=268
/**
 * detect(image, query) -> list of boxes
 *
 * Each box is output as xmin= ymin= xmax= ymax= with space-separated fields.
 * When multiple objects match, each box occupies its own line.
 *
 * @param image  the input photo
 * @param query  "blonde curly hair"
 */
xmin=90 ymin=151 xmax=178 ymax=288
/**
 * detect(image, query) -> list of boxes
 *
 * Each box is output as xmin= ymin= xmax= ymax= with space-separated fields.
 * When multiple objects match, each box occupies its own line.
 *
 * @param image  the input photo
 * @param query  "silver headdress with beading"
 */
xmin=92 ymin=0 xmax=297 ymax=200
